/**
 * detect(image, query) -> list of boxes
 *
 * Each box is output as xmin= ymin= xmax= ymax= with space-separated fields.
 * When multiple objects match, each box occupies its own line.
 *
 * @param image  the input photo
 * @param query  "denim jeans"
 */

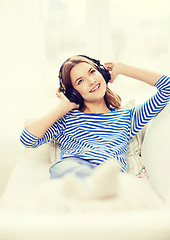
xmin=49 ymin=157 xmax=96 ymax=179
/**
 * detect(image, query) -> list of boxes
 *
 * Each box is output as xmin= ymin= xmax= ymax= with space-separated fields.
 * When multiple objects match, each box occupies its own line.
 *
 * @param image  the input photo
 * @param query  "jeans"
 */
xmin=49 ymin=157 xmax=96 ymax=179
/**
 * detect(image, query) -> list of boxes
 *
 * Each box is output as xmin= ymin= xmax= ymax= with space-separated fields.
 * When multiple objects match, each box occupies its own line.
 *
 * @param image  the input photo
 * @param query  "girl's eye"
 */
xmin=90 ymin=69 xmax=96 ymax=74
xmin=78 ymin=79 xmax=83 ymax=85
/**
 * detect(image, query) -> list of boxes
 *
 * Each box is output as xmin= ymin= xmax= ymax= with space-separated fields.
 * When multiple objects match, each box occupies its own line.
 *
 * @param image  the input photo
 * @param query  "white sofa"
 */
xmin=0 ymin=103 xmax=170 ymax=240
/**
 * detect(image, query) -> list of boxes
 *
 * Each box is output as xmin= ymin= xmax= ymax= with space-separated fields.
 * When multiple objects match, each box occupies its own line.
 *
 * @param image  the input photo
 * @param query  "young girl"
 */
xmin=20 ymin=55 xmax=170 ymax=199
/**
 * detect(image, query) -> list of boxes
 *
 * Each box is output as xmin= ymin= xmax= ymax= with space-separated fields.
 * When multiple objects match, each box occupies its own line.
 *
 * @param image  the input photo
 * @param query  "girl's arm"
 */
xmin=104 ymin=62 xmax=163 ymax=86
xmin=24 ymin=90 xmax=79 ymax=139
xmin=104 ymin=62 xmax=170 ymax=138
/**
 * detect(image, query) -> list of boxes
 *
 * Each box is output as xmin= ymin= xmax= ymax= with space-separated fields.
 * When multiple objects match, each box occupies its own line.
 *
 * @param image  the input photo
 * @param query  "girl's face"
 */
xmin=70 ymin=62 xmax=107 ymax=104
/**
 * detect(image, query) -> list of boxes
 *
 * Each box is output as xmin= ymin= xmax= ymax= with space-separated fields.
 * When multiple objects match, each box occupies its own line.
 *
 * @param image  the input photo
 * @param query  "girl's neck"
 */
xmin=83 ymin=101 xmax=111 ymax=114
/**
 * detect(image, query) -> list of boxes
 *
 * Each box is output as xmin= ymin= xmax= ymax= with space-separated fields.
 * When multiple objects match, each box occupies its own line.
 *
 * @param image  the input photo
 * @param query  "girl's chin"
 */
xmin=84 ymin=97 xmax=105 ymax=105
xmin=84 ymin=91 xmax=106 ymax=100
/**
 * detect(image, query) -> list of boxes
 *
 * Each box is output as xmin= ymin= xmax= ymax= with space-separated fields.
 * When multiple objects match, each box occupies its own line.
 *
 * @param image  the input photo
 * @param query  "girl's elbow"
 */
xmin=19 ymin=136 xmax=39 ymax=148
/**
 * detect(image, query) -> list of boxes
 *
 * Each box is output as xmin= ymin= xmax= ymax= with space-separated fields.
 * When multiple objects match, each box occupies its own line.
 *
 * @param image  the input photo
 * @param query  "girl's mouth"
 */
xmin=90 ymin=83 xmax=100 ymax=93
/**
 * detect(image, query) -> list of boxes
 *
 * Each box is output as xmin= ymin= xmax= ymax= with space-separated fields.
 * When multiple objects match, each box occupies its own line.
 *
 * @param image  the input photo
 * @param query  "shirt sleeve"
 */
xmin=129 ymin=75 xmax=170 ymax=139
xmin=20 ymin=116 xmax=66 ymax=148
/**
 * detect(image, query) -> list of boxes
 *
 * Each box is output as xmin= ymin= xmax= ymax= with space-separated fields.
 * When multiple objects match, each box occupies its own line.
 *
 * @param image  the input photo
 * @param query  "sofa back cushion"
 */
xmin=142 ymin=103 xmax=170 ymax=201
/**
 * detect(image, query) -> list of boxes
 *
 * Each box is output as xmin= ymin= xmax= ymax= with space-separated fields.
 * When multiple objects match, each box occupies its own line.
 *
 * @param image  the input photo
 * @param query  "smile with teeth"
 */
xmin=90 ymin=83 xmax=100 ymax=93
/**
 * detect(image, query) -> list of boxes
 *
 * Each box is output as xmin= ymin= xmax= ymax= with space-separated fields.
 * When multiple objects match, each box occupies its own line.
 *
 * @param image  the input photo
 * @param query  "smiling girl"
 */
xmin=20 ymin=55 xmax=170 ymax=199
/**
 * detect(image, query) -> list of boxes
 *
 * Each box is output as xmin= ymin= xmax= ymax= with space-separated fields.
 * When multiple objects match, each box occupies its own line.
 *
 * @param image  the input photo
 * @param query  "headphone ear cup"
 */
xmin=59 ymin=79 xmax=65 ymax=93
xmin=65 ymin=88 xmax=84 ymax=107
xmin=97 ymin=65 xmax=111 ymax=83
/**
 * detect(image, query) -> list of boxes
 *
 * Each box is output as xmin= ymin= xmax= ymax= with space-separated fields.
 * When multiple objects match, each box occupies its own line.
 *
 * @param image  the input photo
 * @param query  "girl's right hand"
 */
xmin=104 ymin=62 xmax=120 ymax=83
xmin=56 ymin=88 xmax=79 ymax=110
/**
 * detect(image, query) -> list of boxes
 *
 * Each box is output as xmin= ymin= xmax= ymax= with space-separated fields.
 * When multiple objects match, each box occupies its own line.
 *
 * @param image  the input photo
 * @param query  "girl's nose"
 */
xmin=87 ymin=77 xmax=96 ymax=85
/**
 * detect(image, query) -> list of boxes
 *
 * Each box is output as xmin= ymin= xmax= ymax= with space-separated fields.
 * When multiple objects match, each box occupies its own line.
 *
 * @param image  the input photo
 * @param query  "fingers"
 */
xmin=104 ymin=62 xmax=113 ymax=66
xmin=104 ymin=62 xmax=114 ymax=71
xmin=56 ymin=88 xmax=64 ymax=98
xmin=56 ymin=88 xmax=60 ymax=96
xmin=56 ymin=88 xmax=80 ymax=110
xmin=104 ymin=62 xmax=119 ymax=83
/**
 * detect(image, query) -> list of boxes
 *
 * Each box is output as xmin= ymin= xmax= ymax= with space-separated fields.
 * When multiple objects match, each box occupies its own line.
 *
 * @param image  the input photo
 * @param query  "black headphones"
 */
xmin=58 ymin=55 xmax=111 ymax=108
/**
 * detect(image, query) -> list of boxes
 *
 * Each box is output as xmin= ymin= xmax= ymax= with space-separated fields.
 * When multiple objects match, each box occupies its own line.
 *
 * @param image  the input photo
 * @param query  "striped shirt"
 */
xmin=20 ymin=75 xmax=170 ymax=172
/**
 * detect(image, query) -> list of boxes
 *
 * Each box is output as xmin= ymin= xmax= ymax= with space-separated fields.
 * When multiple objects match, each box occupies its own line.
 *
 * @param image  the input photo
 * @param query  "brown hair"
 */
xmin=60 ymin=55 xmax=121 ymax=111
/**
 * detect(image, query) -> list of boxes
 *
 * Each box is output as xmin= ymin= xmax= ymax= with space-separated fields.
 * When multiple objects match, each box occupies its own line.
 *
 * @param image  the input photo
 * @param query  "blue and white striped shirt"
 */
xmin=20 ymin=75 xmax=170 ymax=172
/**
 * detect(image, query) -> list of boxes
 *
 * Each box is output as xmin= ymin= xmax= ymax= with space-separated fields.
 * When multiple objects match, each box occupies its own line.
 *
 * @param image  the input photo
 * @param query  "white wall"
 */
xmin=86 ymin=0 xmax=113 ymax=61
xmin=0 ymin=0 xmax=46 ymax=194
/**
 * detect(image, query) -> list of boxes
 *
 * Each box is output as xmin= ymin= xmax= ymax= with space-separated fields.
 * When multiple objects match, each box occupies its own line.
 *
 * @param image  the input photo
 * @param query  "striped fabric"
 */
xmin=20 ymin=75 xmax=170 ymax=172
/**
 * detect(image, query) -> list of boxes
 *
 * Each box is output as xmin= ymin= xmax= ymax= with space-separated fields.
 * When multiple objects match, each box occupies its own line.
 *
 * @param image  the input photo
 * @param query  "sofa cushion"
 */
xmin=123 ymin=100 xmax=148 ymax=177
xmin=142 ymin=102 xmax=170 ymax=200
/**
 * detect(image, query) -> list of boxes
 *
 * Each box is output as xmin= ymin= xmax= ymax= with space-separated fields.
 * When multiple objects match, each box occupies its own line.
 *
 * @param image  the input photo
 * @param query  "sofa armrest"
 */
xmin=0 ymin=143 xmax=51 ymax=209
xmin=0 ymin=138 xmax=24 ymax=198
xmin=0 ymin=159 xmax=16 ymax=198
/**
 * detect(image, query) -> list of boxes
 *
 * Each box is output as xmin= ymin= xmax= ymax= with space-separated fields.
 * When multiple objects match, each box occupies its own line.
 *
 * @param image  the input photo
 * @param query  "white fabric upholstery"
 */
xmin=142 ymin=102 xmax=170 ymax=200
xmin=0 ymin=103 xmax=170 ymax=240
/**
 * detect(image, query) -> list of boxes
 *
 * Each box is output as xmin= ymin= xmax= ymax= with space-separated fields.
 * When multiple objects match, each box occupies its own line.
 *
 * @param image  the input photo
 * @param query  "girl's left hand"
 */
xmin=104 ymin=62 xmax=119 ymax=83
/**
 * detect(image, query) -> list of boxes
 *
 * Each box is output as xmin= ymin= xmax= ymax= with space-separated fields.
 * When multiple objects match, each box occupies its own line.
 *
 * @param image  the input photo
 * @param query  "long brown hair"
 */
xmin=60 ymin=55 xmax=121 ymax=111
